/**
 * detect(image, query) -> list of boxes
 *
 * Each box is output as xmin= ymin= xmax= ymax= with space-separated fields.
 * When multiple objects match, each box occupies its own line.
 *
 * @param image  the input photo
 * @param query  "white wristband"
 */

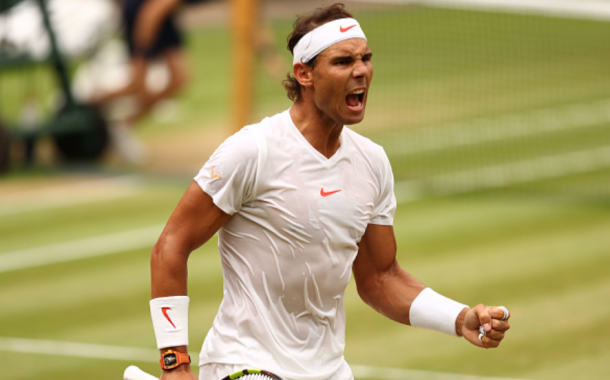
xmin=150 ymin=296 xmax=189 ymax=349
xmin=409 ymin=288 xmax=468 ymax=337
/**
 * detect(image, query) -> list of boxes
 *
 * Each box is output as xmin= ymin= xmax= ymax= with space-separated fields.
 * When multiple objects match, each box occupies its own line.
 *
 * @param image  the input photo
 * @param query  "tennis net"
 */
xmin=335 ymin=0 xmax=610 ymax=200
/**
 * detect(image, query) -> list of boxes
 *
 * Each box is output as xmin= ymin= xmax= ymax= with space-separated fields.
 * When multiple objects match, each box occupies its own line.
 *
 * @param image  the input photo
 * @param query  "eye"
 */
xmin=335 ymin=57 xmax=352 ymax=65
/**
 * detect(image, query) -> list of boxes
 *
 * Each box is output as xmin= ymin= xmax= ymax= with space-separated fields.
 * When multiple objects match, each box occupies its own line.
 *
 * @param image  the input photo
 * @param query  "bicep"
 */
xmin=151 ymin=181 xmax=230 ymax=297
xmin=159 ymin=181 xmax=231 ymax=255
xmin=354 ymin=224 xmax=397 ymax=277
xmin=353 ymin=224 xmax=399 ymax=299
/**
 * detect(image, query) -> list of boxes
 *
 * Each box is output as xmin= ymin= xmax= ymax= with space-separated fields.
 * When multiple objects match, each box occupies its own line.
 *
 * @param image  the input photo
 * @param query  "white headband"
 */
xmin=292 ymin=18 xmax=367 ymax=65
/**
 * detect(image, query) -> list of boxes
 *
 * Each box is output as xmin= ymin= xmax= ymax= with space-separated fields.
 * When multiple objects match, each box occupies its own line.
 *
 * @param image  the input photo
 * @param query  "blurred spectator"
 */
xmin=92 ymin=0 xmax=191 ymax=163
xmin=93 ymin=0 xmax=284 ymax=163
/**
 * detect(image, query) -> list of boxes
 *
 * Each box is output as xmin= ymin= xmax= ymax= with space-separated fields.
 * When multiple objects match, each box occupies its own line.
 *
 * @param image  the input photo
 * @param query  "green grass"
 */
xmin=2 ymin=3 xmax=610 ymax=380
xmin=2 ymin=172 xmax=610 ymax=380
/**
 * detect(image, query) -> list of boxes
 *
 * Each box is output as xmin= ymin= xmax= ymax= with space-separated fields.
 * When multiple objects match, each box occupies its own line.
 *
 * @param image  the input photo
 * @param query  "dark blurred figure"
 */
xmin=92 ymin=0 xmax=191 ymax=162
xmin=93 ymin=0 xmax=283 ymax=163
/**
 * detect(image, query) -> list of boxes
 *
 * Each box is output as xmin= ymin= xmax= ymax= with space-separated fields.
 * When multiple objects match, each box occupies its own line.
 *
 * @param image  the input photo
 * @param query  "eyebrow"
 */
xmin=333 ymin=55 xmax=354 ymax=61
xmin=332 ymin=51 xmax=373 ymax=61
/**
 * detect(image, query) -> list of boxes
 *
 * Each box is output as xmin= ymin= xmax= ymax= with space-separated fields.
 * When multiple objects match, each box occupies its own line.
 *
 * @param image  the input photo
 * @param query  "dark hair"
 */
xmin=282 ymin=3 xmax=354 ymax=102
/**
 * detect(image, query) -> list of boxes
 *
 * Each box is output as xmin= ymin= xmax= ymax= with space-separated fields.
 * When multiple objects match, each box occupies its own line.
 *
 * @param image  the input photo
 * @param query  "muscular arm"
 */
xmin=151 ymin=181 xmax=230 ymax=298
xmin=151 ymin=181 xmax=230 ymax=380
xmin=352 ymin=224 xmax=425 ymax=325
xmin=353 ymin=224 xmax=510 ymax=348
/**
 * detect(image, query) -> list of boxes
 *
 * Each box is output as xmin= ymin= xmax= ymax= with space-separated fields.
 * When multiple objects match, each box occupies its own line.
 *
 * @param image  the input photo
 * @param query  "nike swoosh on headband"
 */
xmin=340 ymin=24 xmax=357 ymax=33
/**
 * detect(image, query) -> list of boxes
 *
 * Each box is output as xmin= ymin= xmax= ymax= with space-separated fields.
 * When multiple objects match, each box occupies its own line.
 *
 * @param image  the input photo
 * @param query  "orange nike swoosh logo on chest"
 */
xmin=340 ymin=24 xmax=357 ymax=33
xmin=320 ymin=188 xmax=342 ymax=197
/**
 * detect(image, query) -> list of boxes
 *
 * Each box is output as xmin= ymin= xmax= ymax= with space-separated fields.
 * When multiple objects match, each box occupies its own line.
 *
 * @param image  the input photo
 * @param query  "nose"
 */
xmin=353 ymin=59 xmax=371 ymax=78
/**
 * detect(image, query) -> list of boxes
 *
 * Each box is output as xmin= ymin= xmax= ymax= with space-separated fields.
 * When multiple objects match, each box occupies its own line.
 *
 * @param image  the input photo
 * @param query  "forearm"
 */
xmin=356 ymin=260 xmax=469 ymax=337
xmin=356 ymin=259 xmax=425 ymax=325
xmin=151 ymin=239 xmax=190 ymax=298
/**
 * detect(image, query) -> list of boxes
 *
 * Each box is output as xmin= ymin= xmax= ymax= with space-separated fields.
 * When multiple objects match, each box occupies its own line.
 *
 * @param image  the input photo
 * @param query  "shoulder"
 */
xmin=343 ymin=127 xmax=390 ymax=163
xmin=232 ymin=109 xmax=288 ymax=140
xmin=215 ymin=122 xmax=266 ymax=162
xmin=212 ymin=109 xmax=289 ymax=163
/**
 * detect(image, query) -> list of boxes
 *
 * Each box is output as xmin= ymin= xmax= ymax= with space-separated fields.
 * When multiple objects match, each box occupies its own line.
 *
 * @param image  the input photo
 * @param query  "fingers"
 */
xmin=471 ymin=304 xmax=511 ymax=349
xmin=476 ymin=305 xmax=511 ymax=330
xmin=490 ymin=306 xmax=510 ymax=321
xmin=480 ymin=324 xmax=506 ymax=340
xmin=491 ymin=317 xmax=510 ymax=332
xmin=473 ymin=304 xmax=492 ymax=333
xmin=489 ymin=306 xmax=511 ymax=334
xmin=479 ymin=334 xmax=503 ymax=348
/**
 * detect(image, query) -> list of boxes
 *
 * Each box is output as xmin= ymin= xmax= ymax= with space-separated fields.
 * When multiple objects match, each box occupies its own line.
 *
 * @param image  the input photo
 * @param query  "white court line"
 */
xmin=0 ymin=337 xmax=158 ymax=363
xmin=2 ymin=148 xmax=607 ymax=273
xmin=0 ymin=174 xmax=144 ymax=217
xmin=0 ymin=224 xmax=164 ymax=273
xmin=351 ymin=364 xmax=530 ymax=380
xmin=0 ymin=337 xmax=530 ymax=380
xmin=395 ymin=145 xmax=610 ymax=202
xmin=424 ymin=146 xmax=610 ymax=192
xmin=380 ymin=98 xmax=610 ymax=156
xmin=375 ymin=98 xmax=610 ymax=202
xmin=350 ymin=0 xmax=610 ymax=21
xmin=0 ymin=189 xmax=139 ymax=217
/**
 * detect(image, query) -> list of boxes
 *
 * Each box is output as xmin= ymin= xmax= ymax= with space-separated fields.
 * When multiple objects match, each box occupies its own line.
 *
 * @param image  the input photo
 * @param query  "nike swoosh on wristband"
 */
xmin=320 ymin=188 xmax=342 ymax=197
xmin=340 ymin=24 xmax=357 ymax=33
xmin=161 ymin=307 xmax=177 ymax=329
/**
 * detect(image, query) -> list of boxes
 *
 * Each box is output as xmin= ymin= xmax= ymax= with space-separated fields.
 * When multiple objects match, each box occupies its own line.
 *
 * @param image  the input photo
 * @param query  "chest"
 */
xmin=249 ymin=136 xmax=380 ymax=247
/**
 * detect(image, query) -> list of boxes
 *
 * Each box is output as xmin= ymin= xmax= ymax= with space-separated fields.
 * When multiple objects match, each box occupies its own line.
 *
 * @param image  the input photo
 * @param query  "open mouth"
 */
xmin=345 ymin=89 xmax=365 ymax=110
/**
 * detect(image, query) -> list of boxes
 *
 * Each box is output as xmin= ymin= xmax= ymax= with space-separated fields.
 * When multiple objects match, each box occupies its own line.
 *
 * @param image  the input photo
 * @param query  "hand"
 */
xmin=159 ymin=365 xmax=198 ymax=380
xmin=461 ymin=304 xmax=510 ymax=348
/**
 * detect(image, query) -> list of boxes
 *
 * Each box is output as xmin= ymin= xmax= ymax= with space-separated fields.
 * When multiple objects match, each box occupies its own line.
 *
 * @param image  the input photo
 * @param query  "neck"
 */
xmin=290 ymin=100 xmax=343 ymax=159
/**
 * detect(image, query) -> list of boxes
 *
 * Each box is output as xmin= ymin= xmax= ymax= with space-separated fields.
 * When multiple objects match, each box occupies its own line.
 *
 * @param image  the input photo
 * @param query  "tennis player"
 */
xmin=149 ymin=4 xmax=510 ymax=380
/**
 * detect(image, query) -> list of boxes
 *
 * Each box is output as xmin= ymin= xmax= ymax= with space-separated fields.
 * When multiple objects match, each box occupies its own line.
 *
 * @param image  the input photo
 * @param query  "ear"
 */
xmin=293 ymin=62 xmax=314 ymax=88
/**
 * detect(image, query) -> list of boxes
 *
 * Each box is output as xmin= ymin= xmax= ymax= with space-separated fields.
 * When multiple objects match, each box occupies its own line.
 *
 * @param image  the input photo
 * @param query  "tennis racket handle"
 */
xmin=124 ymin=366 xmax=159 ymax=380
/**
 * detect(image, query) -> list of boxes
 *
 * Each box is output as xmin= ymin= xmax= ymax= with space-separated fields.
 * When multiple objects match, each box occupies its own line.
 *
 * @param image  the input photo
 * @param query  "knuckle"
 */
xmin=493 ymin=320 xmax=510 ymax=331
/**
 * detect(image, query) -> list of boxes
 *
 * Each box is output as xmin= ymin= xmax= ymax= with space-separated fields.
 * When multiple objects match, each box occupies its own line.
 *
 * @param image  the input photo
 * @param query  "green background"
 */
xmin=1 ymin=1 xmax=609 ymax=380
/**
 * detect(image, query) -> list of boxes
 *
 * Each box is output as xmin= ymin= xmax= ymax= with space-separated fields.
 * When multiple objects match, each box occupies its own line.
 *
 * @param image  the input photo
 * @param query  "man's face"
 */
xmin=310 ymin=38 xmax=373 ymax=126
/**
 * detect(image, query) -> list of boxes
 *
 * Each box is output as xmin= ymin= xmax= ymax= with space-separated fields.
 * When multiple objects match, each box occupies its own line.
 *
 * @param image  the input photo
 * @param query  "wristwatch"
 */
xmin=160 ymin=350 xmax=191 ymax=370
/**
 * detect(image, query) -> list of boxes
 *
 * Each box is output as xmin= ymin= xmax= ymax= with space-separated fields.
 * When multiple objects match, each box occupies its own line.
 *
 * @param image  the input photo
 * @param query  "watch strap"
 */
xmin=160 ymin=350 xmax=191 ymax=370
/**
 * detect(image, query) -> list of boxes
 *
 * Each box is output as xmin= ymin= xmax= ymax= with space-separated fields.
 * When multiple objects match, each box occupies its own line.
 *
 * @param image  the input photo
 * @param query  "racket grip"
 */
xmin=124 ymin=366 xmax=159 ymax=380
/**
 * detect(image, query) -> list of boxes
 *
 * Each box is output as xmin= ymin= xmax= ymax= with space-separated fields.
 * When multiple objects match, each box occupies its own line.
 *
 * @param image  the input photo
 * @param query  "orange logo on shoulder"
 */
xmin=211 ymin=166 xmax=221 ymax=180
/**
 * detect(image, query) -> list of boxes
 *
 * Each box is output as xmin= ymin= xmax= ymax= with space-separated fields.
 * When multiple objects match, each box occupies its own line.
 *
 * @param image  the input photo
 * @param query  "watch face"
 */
xmin=164 ymin=353 xmax=177 ymax=367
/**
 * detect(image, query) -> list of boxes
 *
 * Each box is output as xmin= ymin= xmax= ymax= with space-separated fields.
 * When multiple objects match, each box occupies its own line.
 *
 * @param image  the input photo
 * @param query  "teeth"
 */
xmin=351 ymin=89 xmax=365 ymax=95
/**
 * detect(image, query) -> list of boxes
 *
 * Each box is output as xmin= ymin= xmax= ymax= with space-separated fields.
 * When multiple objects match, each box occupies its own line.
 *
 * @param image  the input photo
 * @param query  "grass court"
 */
xmin=1 ymin=2 xmax=609 ymax=380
